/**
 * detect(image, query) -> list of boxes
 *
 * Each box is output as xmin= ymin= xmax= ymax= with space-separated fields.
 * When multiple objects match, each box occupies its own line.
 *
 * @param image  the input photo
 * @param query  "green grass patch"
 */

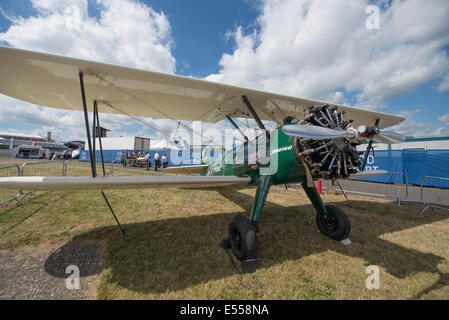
xmin=0 ymin=164 xmax=448 ymax=299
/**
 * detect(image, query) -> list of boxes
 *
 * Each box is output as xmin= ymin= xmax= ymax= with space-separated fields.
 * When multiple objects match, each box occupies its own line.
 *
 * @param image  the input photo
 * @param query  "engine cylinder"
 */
xmin=293 ymin=105 xmax=361 ymax=180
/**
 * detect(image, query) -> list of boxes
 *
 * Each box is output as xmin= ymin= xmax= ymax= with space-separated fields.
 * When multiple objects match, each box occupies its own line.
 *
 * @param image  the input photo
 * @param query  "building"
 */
xmin=0 ymin=131 xmax=68 ymax=158
xmin=84 ymin=136 xmax=150 ymax=151
xmin=0 ymin=131 xmax=47 ymax=144
xmin=95 ymin=126 xmax=110 ymax=138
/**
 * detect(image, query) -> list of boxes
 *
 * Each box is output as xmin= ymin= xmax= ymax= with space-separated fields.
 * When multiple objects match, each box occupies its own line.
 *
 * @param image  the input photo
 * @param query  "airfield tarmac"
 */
xmin=0 ymin=240 xmax=102 ymax=299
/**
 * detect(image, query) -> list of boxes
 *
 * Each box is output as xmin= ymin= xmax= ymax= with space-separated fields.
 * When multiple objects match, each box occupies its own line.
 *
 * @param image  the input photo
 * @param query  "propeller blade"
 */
xmin=372 ymin=131 xmax=405 ymax=144
xmin=282 ymin=124 xmax=404 ymax=145
xmin=350 ymin=170 xmax=388 ymax=179
xmin=282 ymin=124 xmax=354 ymax=140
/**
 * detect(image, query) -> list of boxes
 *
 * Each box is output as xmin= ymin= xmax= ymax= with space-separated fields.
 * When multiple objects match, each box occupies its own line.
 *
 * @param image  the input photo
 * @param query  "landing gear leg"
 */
xmin=223 ymin=175 xmax=272 ymax=273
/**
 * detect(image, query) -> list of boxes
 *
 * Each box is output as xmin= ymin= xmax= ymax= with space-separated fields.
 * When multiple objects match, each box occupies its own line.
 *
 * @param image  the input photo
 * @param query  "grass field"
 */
xmin=1 ymin=168 xmax=449 ymax=299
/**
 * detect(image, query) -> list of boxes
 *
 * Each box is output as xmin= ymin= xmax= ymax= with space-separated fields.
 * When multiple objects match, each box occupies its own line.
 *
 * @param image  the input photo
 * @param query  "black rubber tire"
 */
xmin=316 ymin=205 xmax=351 ymax=241
xmin=229 ymin=215 xmax=258 ymax=261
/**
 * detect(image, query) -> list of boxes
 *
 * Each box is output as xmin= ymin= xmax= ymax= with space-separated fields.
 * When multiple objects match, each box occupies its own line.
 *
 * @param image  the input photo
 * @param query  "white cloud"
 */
xmin=0 ymin=0 xmax=175 ymax=72
xmin=437 ymin=73 xmax=449 ymax=92
xmin=0 ymin=7 xmax=15 ymax=23
xmin=0 ymin=0 xmax=178 ymax=141
xmin=387 ymin=109 xmax=449 ymax=138
xmin=206 ymin=0 xmax=449 ymax=108
xmin=31 ymin=0 xmax=89 ymax=15
xmin=438 ymin=112 xmax=449 ymax=126
xmin=0 ymin=94 xmax=140 ymax=140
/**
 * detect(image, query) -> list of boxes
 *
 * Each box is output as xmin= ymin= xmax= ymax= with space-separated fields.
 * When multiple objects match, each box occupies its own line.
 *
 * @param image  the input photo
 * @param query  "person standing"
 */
xmin=120 ymin=152 xmax=125 ymax=167
xmin=162 ymin=153 xmax=168 ymax=169
xmin=154 ymin=151 xmax=159 ymax=171
xmin=145 ymin=152 xmax=151 ymax=171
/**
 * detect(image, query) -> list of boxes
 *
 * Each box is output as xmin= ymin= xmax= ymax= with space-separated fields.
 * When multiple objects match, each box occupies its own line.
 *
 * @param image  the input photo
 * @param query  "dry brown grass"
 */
xmin=1 ymin=180 xmax=448 ymax=299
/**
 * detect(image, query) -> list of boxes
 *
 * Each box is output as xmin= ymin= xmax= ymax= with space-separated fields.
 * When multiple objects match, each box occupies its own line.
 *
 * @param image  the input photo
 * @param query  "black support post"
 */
xmin=79 ymin=71 xmax=96 ymax=178
xmin=92 ymin=100 xmax=97 ymax=177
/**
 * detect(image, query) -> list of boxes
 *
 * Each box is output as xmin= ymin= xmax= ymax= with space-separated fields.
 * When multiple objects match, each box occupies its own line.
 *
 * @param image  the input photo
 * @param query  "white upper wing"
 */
xmin=0 ymin=46 xmax=404 ymax=128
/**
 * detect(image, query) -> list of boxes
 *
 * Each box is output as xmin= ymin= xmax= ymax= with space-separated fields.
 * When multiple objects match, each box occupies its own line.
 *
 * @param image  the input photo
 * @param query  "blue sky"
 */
xmin=0 ymin=0 xmax=448 ymax=142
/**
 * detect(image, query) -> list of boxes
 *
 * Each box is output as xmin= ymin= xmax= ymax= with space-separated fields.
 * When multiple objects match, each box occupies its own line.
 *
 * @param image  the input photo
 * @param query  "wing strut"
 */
xmin=94 ymin=101 xmax=106 ymax=176
xmin=79 ymin=71 xmax=127 ymax=241
xmin=101 ymin=190 xmax=128 ymax=241
xmin=92 ymin=100 xmax=97 ymax=174
xmin=226 ymin=114 xmax=249 ymax=164
xmin=226 ymin=115 xmax=249 ymax=144
xmin=79 ymin=71 xmax=96 ymax=177
xmin=242 ymin=95 xmax=270 ymax=162
xmin=242 ymin=95 xmax=270 ymax=140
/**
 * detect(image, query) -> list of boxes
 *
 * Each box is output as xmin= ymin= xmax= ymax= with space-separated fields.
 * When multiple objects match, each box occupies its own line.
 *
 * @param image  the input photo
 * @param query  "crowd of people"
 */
xmin=119 ymin=151 xmax=168 ymax=171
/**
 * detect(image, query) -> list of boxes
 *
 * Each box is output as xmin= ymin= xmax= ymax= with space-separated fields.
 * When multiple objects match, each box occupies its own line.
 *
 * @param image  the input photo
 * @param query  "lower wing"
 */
xmin=0 ymin=175 xmax=252 ymax=191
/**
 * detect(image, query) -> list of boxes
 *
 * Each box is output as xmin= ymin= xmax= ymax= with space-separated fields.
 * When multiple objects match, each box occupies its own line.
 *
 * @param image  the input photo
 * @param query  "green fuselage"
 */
xmin=200 ymin=126 xmax=327 ymax=221
xmin=203 ymin=126 xmax=306 ymax=186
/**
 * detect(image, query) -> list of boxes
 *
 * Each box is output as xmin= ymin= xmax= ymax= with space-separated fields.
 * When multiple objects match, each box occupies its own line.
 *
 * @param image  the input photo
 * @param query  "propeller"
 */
xmin=370 ymin=131 xmax=404 ymax=144
xmin=350 ymin=170 xmax=388 ymax=179
xmin=283 ymin=104 xmax=405 ymax=181
xmin=282 ymin=124 xmax=354 ymax=140
xmin=282 ymin=124 xmax=405 ymax=144
xmin=283 ymin=121 xmax=405 ymax=173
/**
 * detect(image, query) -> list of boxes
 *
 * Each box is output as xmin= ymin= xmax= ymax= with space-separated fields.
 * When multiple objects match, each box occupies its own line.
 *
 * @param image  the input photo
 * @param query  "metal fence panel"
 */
xmin=109 ymin=159 xmax=170 ymax=176
xmin=322 ymin=172 xmax=409 ymax=205
xmin=57 ymin=160 xmax=169 ymax=177
xmin=382 ymin=172 xmax=408 ymax=203
xmin=0 ymin=164 xmax=22 ymax=205
xmin=348 ymin=172 xmax=408 ymax=200
xmin=20 ymin=161 xmax=65 ymax=177
xmin=64 ymin=160 xmax=114 ymax=177
xmin=421 ymin=176 xmax=449 ymax=211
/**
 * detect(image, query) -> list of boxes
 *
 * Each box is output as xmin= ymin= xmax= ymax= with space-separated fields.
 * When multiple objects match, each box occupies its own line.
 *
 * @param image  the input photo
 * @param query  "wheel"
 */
xmin=316 ymin=205 xmax=351 ymax=241
xmin=229 ymin=215 xmax=258 ymax=261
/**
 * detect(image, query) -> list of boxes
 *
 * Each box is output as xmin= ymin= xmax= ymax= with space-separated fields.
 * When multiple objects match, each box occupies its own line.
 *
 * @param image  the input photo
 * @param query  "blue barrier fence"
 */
xmin=354 ymin=149 xmax=449 ymax=188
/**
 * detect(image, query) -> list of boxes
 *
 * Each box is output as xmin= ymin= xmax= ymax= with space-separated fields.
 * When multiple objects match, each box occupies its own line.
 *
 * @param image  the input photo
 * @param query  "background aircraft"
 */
xmin=0 ymin=46 xmax=404 ymax=272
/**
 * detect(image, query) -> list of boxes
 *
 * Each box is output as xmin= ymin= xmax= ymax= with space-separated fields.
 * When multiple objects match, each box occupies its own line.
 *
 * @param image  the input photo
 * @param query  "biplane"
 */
xmin=0 ymin=46 xmax=404 ymax=272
